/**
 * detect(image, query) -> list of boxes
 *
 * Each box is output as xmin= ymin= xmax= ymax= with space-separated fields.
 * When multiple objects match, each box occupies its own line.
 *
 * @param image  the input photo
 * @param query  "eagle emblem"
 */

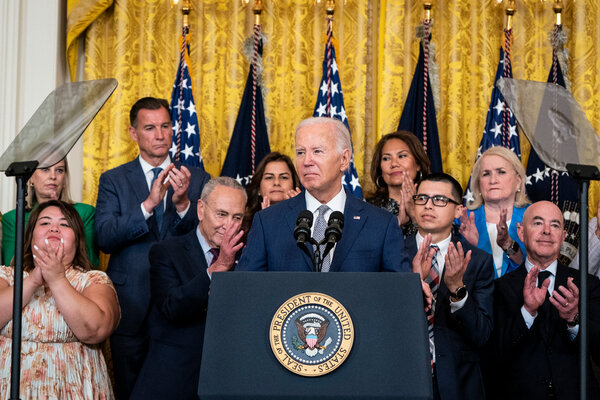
xmin=293 ymin=313 xmax=332 ymax=357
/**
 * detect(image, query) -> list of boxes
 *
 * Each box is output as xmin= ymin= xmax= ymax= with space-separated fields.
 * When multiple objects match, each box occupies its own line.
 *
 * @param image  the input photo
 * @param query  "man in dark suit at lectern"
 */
xmin=237 ymin=116 xmax=410 ymax=273
xmin=491 ymin=200 xmax=600 ymax=399
xmin=406 ymin=173 xmax=494 ymax=400
xmin=130 ymin=177 xmax=246 ymax=400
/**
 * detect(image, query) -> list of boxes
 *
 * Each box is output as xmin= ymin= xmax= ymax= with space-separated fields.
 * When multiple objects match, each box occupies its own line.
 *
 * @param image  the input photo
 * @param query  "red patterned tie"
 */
xmin=426 ymin=245 xmax=440 ymax=366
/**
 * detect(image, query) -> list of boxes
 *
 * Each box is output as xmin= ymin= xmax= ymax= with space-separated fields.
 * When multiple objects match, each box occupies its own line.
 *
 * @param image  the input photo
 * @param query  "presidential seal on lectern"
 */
xmin=269 ymin=292 xmax=354 ymax=377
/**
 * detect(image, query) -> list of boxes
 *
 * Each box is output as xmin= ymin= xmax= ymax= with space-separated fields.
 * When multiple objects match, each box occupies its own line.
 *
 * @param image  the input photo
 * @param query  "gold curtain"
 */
xmin=77 ymin=0 xmax=600 ymax=213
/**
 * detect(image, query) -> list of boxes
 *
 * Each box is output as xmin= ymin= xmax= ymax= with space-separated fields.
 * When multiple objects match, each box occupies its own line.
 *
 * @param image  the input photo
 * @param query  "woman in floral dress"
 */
xmin=0 ymin=200 xmax=120 ymax=399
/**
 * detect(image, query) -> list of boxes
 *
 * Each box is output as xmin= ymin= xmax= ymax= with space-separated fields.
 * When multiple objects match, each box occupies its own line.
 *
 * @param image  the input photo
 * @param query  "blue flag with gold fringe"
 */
xmin=221 ymin=33 xmax=270 ymax=186
xmin=398 ymin=38 xmax=443 ymax=173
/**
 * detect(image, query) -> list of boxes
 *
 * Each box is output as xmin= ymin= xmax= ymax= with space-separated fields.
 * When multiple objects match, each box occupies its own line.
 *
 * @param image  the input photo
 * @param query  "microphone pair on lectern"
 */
xmin=293 ymin=210 xmax=344 ymax=245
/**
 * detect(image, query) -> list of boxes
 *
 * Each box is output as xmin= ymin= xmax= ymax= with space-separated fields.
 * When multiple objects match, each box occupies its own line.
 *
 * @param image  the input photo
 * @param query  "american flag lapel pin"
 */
xmin=353 ymin=216 xmax=360 ymax=220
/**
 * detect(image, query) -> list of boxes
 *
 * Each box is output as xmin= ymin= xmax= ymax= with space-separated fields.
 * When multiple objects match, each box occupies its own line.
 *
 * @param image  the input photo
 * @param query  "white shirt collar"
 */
xmin=139 ymin=155 xmax=171 ymax=176
xmin=525 ymin=258 xmax=558 ymax=276
xmin=305 ymin=187 xmax=346 ymax=215
xmin=525 ymin=258 xmax=558 ymax=294
xmin=415 ymin=232 xmax=453 ymax=256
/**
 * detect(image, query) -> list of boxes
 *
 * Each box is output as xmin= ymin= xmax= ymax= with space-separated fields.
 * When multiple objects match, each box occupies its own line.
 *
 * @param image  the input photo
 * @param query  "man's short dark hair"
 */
xmin=129 ymin=97 xmax=170 ymax=127
xmin=417 ymin=172 xmax=464 ymax=203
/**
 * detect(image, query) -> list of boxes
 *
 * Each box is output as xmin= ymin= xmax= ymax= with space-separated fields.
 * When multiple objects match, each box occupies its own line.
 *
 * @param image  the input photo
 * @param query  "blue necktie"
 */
xmin=150 ymin=167 xmax=164 ymax=229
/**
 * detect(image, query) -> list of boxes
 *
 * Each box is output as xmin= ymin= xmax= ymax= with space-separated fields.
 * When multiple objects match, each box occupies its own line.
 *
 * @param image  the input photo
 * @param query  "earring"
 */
xmin=415 ymin=170 xmax=422 ymax=182
xmin=376 ymin=176 xmax=386 ymax=188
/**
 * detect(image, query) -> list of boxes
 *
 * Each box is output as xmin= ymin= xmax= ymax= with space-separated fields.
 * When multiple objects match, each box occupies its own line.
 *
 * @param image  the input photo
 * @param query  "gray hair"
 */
xmin=295 ymin=117 xmax=352 ymax=154
xmin=201 ymin=176 xmax=247 ymax=202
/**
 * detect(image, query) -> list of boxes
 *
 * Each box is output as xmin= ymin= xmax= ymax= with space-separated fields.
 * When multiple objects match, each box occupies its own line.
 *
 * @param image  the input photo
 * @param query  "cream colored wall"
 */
xmin=0 ymin=0 xmax=83 ymax=215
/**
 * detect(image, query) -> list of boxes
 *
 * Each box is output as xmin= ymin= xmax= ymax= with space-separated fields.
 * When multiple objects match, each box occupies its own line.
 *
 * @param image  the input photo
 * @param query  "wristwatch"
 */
xmin=567 ymin=313 xmax=580 ymax=327
xmin=504 ymin=240 xmax=520 ymax=257
xmin=450 ymin=285 xmax=468 ymax=301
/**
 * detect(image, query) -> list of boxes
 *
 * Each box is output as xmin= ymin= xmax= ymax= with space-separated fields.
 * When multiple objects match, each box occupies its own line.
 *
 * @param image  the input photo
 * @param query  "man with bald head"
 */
xmin=490 ymin=200 xmax=600 ymax=399
xmin=237 ymin=116 xmax=410 ymax=272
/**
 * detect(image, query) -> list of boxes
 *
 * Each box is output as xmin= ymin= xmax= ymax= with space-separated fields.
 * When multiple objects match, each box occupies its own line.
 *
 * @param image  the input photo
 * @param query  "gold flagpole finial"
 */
xmin=181 ymin=0 xmax=192 ymax=29
xmin=505 ymin=0 xmax=516 ymax=30
xmin=553 ymin=0 xmax=563 ymax=25
xmin=424 ymin=1 xmax=432 ymax=20
xmin=253 ymin=0 xmax=263 ymax=25
xmin=326 ymin=0 xmax=335 ymax=16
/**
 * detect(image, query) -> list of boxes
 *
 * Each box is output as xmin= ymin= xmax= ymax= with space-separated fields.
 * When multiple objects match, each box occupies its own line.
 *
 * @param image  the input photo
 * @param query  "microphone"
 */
xmin=324 ymin=211 xmax=344 ymax=244
xmin=294 ymin=210 xmax=313 ymax=245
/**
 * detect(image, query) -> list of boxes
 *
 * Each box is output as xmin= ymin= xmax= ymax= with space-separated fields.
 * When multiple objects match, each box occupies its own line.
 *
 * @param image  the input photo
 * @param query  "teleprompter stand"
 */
xmin=0 ymin=79 xmax=117 ymax=399
xmin=498 ymin=77 xmax=600 ymax=400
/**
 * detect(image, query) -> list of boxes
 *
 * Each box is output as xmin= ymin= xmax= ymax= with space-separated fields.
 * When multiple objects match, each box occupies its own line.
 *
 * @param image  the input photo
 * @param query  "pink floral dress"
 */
xmin=0 ymin=266 xmax=117 ymax=399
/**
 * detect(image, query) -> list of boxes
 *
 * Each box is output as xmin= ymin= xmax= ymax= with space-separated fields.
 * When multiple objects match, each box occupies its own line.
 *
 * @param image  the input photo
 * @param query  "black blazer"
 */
xmin=405 ymin=234 xmax=494 ymax=400
xmin=130 ymin=229 xmax=211 ymax=400
xmin=491 ymin=263 xmax=600 ymax=400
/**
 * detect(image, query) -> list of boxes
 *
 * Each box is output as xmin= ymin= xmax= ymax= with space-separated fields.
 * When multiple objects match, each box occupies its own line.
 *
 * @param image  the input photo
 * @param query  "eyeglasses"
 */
xmin=412 ymin=194 xmax=460 ymax=207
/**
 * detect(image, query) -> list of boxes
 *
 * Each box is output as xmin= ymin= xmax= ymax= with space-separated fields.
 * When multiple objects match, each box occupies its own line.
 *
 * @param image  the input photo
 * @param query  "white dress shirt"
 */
xmin=138 ymin=156 xmax=189 ymax=219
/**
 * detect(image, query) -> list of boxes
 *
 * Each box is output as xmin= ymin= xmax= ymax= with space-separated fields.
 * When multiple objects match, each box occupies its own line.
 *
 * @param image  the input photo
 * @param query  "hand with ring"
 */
xmin=549 ymin=277 xmax=579 ymax=323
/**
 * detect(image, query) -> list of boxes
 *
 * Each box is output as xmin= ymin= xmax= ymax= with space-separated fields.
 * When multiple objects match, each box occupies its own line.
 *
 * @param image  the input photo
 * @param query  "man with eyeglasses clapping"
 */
xmin=406 ymin=172 xmax=494 ymax=400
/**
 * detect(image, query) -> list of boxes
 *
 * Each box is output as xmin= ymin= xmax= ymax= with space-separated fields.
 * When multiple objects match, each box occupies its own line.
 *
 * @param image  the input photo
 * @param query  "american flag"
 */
xmin=313 ymin=30 xmax=362 ymax=198
xmin=169 ymin=28 xmax=204 ymax=169
xmin=398 ymin=24 xmax=443 ymax=173
xmin=464 ymin=47 xmax=520 ymax=203
xmin=221 ymin=29 xmax=270 ymax=186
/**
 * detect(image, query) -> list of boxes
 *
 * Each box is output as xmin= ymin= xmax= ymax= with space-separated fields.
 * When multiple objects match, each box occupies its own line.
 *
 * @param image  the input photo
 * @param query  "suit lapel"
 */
xmin=180 ymin=230 xmax=209 ymax=278
xmin=126 ymin=158 xmax=151 ymax=204
xmin=329 ymin=196 xmax=366 ymax=272
xmin=286 ymin=193 xmax=316 ymax=271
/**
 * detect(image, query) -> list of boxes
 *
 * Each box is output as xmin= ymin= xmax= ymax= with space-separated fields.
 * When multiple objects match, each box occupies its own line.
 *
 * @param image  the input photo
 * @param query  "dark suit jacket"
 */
xmin=491 ymin=263 xmax=600 ymax=400
xmin=95 ymin=157 xmax=209 ymax=335
xmin=405 ymin=234 xmax=494 ymax=400
xmin=236 ymin=190 xmax=410 ymax=272
xmin=130 ymin=230 xmax=210 ymax=400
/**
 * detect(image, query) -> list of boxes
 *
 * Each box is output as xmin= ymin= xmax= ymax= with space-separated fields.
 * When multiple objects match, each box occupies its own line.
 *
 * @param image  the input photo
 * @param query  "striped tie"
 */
xmin=425 ymin=245 xmax=440 ymax=365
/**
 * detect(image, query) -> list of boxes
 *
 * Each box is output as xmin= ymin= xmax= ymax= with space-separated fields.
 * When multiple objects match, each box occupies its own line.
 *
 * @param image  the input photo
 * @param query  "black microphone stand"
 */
xmin=5 ymin=160 xmax=38 ymax=400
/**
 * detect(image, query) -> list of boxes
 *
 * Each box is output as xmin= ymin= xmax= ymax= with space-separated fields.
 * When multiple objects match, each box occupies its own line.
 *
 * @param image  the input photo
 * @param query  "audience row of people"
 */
xmin=0 ymin=96 xmax=599 ymax=400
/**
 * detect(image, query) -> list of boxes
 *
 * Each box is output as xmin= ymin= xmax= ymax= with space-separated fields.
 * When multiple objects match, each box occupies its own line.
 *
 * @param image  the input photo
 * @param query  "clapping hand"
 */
xmin=412 ymin=233 xmax=436 ymax=280
xmin=523 ymin=266 xmax=550 ymax=316
xmin=33 ymin=239 xmax=67 ymax=286
xmin=459 ymin=208 xmax=478 ymax=247
xmin=549 ymin=277 xmax=579 ymax=323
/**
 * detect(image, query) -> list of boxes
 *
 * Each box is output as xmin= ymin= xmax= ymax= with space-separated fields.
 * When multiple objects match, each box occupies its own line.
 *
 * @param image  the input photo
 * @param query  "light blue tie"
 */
xmin=313 ymin=205 xmax=331 ymax=272
xmin=150 ymin=167 xmax=164 ymax=229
